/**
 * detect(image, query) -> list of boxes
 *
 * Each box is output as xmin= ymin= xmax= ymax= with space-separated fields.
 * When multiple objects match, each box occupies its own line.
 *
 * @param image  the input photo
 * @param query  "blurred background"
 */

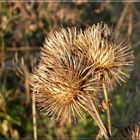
xmin=0 ymin=1 xmax=140 ymax=139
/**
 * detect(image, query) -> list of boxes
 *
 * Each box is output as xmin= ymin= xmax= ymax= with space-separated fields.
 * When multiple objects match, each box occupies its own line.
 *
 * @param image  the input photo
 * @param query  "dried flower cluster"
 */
xmin=31 ymin=23 xmax=133 ymax=139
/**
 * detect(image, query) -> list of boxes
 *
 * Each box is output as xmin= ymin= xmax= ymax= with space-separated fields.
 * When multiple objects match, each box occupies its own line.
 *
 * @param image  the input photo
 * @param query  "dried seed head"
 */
xmin=31 ymin=28 xmax=99 ymax=125
xmin=75 ymin=23 xmax=134 ymax=90
xmin=120 ymin=123 xmax=140 ymax=140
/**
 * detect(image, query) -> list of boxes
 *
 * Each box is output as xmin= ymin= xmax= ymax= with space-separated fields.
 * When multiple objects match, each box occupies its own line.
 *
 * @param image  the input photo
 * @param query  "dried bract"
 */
xmin=75 ymin=23 xmax=134 ymax=90
xmin=120 ymin=123 xmax=140 ymax=140
xmin=31 ymin=28 xmax=100 ymax=125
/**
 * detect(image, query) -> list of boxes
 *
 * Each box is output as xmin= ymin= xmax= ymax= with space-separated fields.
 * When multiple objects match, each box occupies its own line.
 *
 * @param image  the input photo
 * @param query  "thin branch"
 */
xmin=0 ymin=47 xmax=40 ymax=52
xmin=103 ymin=82 xmax=111 ymax=136
xmin=86 ymin=96 xmax=109 ymax=140
xmin=115 ymin=2 xmax=129 ymax=31
xmin=0 ymin=35 xmax=5 ymax=75
xmin=24 ymin=66 xmax=30 ymax=105
xmin=32 ymin=92 xmax=37 ymax=140
xmin=127 ymin=2 xmax=133 ymax=42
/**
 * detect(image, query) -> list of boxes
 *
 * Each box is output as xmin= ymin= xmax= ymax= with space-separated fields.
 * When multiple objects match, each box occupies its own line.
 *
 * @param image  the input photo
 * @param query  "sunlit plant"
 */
xmin=75 ymin=23 xmax=134 ymax=135
xmin=31 ymin=23 xmax=134 ymax=139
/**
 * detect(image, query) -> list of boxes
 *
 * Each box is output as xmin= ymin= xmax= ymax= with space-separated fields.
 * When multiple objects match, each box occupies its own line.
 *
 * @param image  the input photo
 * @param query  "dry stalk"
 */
xmin=103 ymin=82 xmax=111 ymax=136
xmin=127 ymin=2 xmax=133 ymax=42
xmin=24 ymin=66 xmax=30 ymax=105
xmin=0 ymin=35 xmax=5 ymax=76
xmin=86 ymin=96 xmax=109 ymax=139
xmin=13 ymin=53 xmax=37 ymax=139
xmin=13 ymin=54 xmax=31 ymax=105
xmin=32 ymin=91 xmax=37 ymax=140
xmin=116 ymin=2 xmax=129 ymax=31
xmin=0 ymin=47 xmax=40 ymax=52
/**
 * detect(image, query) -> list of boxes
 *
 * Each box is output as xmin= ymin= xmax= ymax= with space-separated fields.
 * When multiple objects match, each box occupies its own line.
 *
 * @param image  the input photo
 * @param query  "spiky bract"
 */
xmin=120 ymin=123 xmax=140 ymax=140
xmin=31 ymin=28 xmax=99 ymax=125
xmin=75 ymin=23 xmax=134 ymax=90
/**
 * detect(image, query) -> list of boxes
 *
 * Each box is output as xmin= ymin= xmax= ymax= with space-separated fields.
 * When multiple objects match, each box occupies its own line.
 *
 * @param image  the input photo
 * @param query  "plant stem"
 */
xmin=103 ymin=82 xmax=111 ymax=136
xmin=86 ymin=96 xmax=109 ymax=140
xmin=32 ymin=92 xmax=37 ymax=140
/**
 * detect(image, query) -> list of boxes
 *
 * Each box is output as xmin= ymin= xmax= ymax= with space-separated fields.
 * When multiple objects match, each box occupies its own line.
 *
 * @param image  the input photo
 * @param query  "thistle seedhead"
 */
xmin=75 ymin=23 xmax=134 ymax=90
xmin=120 ymin=123 xmax=140 ymax=140
xmin=31 ymin=23 xmax=134 ymax=139
xmin=31 ymin=28 xmax=99 ymax=125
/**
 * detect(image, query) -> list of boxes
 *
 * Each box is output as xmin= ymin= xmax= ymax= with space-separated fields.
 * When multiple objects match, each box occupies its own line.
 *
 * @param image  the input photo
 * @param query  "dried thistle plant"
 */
xmin=31 ymin=23 xmax=134 ymax=139
xmin=120 ymin=123 xmax=140 ymax=140
xmin=75 ymin=23 xmax=134 ymax=135
xmin=31 ymin=28 xmax=109 ymax=139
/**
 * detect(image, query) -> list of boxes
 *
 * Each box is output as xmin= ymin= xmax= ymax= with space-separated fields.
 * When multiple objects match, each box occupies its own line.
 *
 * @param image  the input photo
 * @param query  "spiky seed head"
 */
xmin=31 ymin=28 xmax=99 ymax=125
xmin=75 ymin=23 xmax=134 ymax=90
xmin=120 ymin=123 xmax=140 ymax=140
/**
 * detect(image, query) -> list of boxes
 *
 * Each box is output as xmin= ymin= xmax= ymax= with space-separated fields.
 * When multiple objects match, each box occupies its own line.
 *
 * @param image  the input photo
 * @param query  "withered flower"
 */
xmin=75 ymin=23 xmax=134 ymax=91
xmin=31 ymin=28 xmax=109 ymax=139
xmin=75 ymin=23 xmax=134 ymax=135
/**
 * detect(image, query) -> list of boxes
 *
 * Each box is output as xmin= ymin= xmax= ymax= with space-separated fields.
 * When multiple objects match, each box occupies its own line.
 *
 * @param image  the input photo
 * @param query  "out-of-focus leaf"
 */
xmin=0 ymin=93 xmax=6 ymax=112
